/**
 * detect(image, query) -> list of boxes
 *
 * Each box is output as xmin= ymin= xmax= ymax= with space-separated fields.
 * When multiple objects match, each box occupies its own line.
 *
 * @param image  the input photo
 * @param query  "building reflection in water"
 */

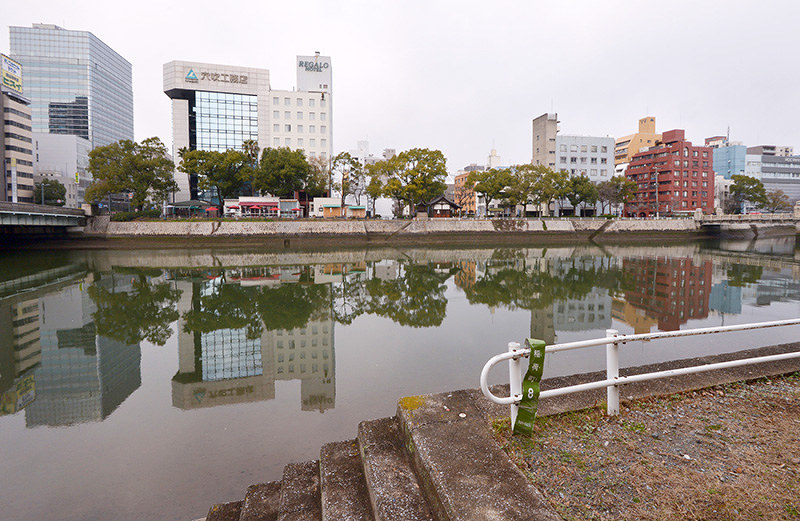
xmin=0 ymin=297 xmax=41 ymax=415
xmin=621 ymin=257 xmax=712 ymax=331
xmin=171 ymin=266 xmax=336 ymax=413
xmin=4 ymin=251 xmax=794 ymax=423
xmin=26 ymin=276 xmax=141 ymax=427
xmin=0 ymin=270 xmax=142 ymax=426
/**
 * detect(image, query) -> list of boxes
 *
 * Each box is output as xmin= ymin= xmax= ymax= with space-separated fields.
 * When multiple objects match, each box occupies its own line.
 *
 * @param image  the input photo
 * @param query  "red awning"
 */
xmin=227 ymin=205 xmax=239 ymax=209
xmin=243 ymin=202 xmax=279 ymax=207
xmin=205 ymin=207 xmax=218 ymax=212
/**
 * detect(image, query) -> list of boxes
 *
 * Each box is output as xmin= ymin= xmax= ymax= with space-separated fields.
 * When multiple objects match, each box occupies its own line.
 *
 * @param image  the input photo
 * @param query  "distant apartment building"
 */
xmin=164 ymin=54 xmax=332 ymax=201
xmin=454 ymin=163 xmax=485 ymax=216
xmin=10 ymin=24 xmax=134 ymax=205
xmin=532 ymin=112 xmax=614 ymax=215
xmin=531 ymin=113 xmax=558 ymax=167
xmin=706 ymin=135 xmax=746 ymax=179
xmin=624 ymin=129 xmax=715 ymax=217
xmin=614 ymin=116 xmax=661 ymax=165
xmin=744 ymin=152 xmax=800 ymax=204
xmin=556 ymin=135 xmax=614 ymax=183
xmin=1 ymin=54 xmax=34 ymax=203
xmin=747 ymin=144 xmax=794 ymax=157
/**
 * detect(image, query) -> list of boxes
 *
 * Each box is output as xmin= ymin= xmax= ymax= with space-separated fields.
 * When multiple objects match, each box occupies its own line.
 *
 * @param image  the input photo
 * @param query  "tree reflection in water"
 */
xmin=88 ymin=269 xmax=181 ymax=346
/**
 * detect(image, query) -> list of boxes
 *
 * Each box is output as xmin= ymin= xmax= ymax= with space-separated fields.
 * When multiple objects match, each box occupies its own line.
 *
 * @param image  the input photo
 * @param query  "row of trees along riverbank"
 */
xmin=74 ymin=137 xmax=793 ymax=218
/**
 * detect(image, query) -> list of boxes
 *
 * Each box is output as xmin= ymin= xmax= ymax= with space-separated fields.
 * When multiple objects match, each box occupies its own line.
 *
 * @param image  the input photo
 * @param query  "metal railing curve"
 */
xmin=480 ymin=318 xmax=800 ymax=423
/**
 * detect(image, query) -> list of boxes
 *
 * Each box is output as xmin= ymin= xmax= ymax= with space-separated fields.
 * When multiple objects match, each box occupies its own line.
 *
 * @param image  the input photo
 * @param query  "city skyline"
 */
xmin=3 ymin=1 xmax=800 ymax=173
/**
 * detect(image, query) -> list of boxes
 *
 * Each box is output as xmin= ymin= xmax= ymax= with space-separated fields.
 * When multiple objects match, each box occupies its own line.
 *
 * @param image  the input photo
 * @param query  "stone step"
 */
xmin=241 ymin=481 xmax=282 ymax=521
xmin=357 ymin=417 xmax=435 ymax=521
xmin=278 ymin=460 xmax=321 ymax=521
xmin=205 ymin=500 xmax=243 ymax=521
xmin=319 ymin=440 xmax=374 ymax=521
xmin=396 ymin=389 xmax=560 ymax=521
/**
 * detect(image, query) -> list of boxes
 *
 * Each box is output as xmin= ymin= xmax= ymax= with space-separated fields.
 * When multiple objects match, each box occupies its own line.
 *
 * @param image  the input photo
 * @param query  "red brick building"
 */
xmin=624 ymin=129 xmax=714 ymax=217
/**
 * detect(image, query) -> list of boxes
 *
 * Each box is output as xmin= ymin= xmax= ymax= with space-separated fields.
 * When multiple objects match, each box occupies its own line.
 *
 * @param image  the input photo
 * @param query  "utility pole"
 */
xmin=653 ymin=161 xmax=659 ymax=219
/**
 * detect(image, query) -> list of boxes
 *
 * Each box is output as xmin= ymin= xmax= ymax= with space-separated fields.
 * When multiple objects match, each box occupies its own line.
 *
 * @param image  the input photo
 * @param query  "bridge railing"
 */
xmin=699 ymin=213 xmax=795 ymax=222
xmin=0 ymin=201 xmax=86 ymax=217
xmin=480 ymin=319 xmax=800 ymax=425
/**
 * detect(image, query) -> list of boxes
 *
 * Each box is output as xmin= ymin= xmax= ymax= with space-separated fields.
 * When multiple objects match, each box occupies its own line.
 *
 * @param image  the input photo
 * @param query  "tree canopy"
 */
xmin=730 ymin=174 xmax=767 ymax=213
xmin=331 ymin=152 xmax=363 ymax=207
xmin=34 ymin=178 xmax=66 ymax=206
xmin=764 ymin=189 xmax=792 ymax=213
xmin=254 ymin=147 xmax=311 ymax=197
xmin=86 ymin=137 xmax=177 ymax=211
xmin=565 ymin=174 xmax=599 ymax=215
xmin=178 ymin=148 xmax=251 ymax=205
xmin=379 ymin=148 xmax=448 ymax=216
xmin=467 ymin=168 xmax=514 ymax=210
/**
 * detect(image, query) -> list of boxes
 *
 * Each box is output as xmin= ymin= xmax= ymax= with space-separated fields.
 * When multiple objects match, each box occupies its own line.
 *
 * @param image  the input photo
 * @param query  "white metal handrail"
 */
xmin=480 ymin=318 xmax=800 ymax=421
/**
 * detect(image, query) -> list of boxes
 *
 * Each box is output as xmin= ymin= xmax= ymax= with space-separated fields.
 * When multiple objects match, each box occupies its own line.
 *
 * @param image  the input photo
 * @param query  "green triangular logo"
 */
xmin=186 ymin=69 xmax=198 ymax=81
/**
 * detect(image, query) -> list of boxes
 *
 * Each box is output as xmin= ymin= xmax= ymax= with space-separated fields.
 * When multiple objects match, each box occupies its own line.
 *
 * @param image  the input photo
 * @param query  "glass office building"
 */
xmin=193 ymin=91 xmax=259 ymax=152
xmin=9 ymin=24 xmax=133 ymax=148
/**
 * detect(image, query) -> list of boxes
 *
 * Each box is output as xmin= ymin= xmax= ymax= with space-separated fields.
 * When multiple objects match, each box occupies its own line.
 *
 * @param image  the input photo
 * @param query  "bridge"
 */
xmin=697 ymin=212 xmax=798 ymax=224
xmin=0 ymin=201 xmax=86 ymax=235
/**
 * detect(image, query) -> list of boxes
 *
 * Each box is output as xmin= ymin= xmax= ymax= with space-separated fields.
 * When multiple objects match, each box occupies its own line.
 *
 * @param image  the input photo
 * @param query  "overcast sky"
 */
xmin=4 ymin=1 xmax=800 ymax=172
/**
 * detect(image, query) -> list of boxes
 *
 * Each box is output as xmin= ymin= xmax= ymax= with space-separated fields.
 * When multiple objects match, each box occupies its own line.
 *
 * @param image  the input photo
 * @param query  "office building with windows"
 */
xmin=556 ymin=135 xmax=614 ymax=183
xmin=706 ymin=135 xmax=746 ymax=179
xmin=744 ymin=152 xmax=800 ymax=204
xmin=531 ymin=112 xmax=614 ymax=215
xmin=164 ymin=54 xmax=332 ymax=200
xmin=624 ymin=129 xmax=715 ymax=217
xmin=1 ymin=54 xmax=34 ymax=203
xmin=9 ymin=24 xmax=133 ymax=204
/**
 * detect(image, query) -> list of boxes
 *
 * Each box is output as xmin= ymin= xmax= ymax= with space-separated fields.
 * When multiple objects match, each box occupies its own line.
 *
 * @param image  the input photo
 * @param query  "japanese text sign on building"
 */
xmin=185 ymin=69 xmax=248 ymax=85
xmin=1 ymin=54 xmax=23 ymax=94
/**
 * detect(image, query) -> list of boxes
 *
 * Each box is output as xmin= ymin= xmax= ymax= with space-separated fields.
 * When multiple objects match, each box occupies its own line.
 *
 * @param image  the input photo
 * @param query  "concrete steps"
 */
xmin=197 ymin=390 xmax=561 ymax=521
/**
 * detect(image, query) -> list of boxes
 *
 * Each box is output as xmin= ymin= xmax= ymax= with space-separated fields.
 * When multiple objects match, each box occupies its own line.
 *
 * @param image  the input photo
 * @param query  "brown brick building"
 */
xmin=624 ymin=129 xmax=714 ymax=217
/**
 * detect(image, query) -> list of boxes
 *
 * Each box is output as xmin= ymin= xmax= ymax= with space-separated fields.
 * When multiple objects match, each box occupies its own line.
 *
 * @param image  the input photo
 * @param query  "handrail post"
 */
xmin=508 ymin=342 xmax=523 ymax=426
xmin=606 ymin=329 xmax=620 ymax=416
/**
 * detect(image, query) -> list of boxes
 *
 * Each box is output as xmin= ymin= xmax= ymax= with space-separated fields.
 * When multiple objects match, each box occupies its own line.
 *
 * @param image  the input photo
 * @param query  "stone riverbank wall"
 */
xmin=80 ymin=216 xmax=798 ymax=244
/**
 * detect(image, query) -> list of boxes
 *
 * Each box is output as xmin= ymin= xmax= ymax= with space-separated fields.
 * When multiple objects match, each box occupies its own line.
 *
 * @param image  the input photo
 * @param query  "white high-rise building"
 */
xmin=164 ymin=54 xmax=332 ymax=200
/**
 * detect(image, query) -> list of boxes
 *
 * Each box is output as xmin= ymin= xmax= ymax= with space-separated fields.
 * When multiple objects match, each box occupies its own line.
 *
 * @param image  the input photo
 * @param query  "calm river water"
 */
xmin=1 ymin=239 xmax=799 ymax=521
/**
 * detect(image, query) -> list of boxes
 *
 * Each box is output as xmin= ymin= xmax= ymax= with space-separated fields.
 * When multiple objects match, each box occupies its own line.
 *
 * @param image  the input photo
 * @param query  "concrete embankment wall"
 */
xmin=86 ymin=217 xmax=726 ymax=245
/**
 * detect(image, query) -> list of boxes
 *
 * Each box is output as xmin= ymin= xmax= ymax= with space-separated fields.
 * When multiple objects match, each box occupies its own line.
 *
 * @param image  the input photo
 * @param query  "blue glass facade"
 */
xmin=712 ymin=145 xmax=746 ymax=179
xmin=9 ymin=24 xmax=133 ymax=148
xmin=192 ymin=91 xmax=258 ymax=152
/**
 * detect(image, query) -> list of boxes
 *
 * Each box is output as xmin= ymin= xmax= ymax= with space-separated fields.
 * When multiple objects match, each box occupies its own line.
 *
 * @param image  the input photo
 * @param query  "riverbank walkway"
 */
xmin=192 ymin=342 xmax=799 ymax=521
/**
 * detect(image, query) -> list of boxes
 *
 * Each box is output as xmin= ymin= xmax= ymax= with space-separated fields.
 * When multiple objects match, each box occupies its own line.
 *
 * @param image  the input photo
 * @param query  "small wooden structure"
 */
xmin=418 ymin=195 xmax=461 ymax=218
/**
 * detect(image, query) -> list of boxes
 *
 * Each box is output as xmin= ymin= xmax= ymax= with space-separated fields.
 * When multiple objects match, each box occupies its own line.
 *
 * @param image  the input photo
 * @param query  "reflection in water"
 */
xmin=2 ymin=245 xmax=800 ymax=425
xmin=27 ymin=276 xmax=141 ymax=427
xmin=172 ymin=273 xmax=336 ymax=412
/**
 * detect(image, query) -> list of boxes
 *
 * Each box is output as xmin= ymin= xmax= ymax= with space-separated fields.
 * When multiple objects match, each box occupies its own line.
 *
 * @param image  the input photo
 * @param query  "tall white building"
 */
xmin=164 ymin=54 xmax=332 ymax=200
xmin=555 ymin=135 xmax=614 ymax=184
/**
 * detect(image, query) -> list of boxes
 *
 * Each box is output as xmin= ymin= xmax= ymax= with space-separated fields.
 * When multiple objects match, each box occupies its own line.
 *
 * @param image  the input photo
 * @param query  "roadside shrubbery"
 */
xmin=111 ymin=209 xmax=162 ymax=221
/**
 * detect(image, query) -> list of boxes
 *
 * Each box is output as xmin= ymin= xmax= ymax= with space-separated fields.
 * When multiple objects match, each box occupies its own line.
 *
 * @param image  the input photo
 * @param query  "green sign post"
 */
xmin=512 ymin=338 xmax=546 ymax=436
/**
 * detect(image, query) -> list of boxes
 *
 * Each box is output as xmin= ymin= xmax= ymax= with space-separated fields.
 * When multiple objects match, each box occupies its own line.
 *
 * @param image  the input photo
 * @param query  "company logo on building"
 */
xmin=298 ymin=60 xmax=329 ymax=72
xmin=184 ymin=68 xmax=248 ymax=85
